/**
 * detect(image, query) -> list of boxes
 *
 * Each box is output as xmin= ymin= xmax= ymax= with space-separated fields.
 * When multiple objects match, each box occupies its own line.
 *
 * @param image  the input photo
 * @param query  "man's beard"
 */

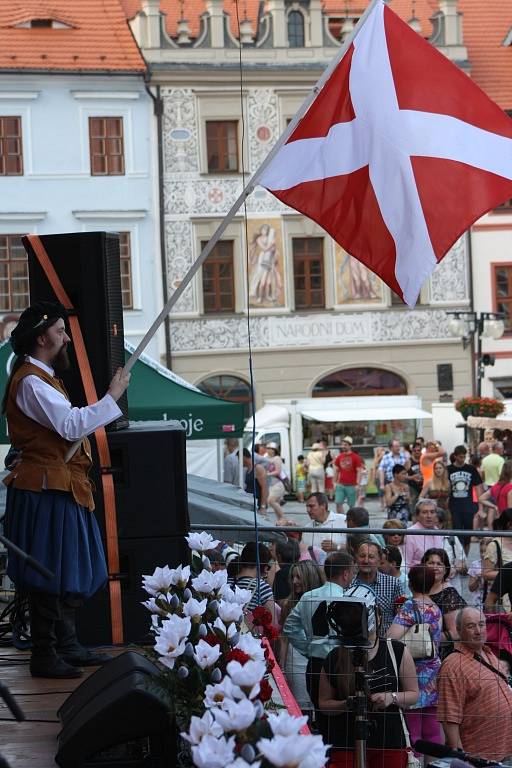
xmin=53 ymin=345 xmax=70 ymax=372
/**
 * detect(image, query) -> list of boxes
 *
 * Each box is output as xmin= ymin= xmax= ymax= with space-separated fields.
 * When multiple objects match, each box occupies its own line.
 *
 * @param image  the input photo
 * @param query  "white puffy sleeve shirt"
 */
xmin=16 ymin=356 xmax=122 ymax=441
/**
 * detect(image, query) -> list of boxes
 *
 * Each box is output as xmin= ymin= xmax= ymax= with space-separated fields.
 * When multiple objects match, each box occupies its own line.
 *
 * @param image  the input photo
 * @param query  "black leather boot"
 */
xmin=29 ymin=595 xmax=83 ymax=679
xmin=56 ymin=606 xmax=114 ymax=667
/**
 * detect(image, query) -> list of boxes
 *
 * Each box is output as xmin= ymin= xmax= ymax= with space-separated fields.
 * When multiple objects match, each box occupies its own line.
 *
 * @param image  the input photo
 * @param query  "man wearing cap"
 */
xmin=2 ymin=302 xmax=130 ymax=678
xmin=333 ymin=436 xmax=365 ymax=514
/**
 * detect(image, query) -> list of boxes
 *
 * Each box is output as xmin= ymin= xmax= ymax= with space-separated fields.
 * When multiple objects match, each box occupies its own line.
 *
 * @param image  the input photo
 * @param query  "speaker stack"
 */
xmin=23 ymin=231 xmax=190 ymax=645
xmin=55 ymin=651 xmax=173 ymax=768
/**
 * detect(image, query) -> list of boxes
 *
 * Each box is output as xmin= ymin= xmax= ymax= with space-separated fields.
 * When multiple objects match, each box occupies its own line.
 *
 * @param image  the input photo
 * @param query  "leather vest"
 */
xmin=4 ymin=362 xmax=95 ymax=510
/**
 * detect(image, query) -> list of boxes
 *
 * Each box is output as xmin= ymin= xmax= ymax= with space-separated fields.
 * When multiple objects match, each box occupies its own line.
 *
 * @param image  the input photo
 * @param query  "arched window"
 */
xmin=288 ymin=10 xmax=305 ymax=47
xmin=313 ymin=367 xmax=407 ymax=397
xmin=198 ymin=374 xmax=253 ymax=419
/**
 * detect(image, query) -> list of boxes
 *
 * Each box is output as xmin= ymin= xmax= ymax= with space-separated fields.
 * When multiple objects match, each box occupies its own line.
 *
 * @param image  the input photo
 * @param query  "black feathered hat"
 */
xmin=10 ymin=301 xmax=68 ymax=356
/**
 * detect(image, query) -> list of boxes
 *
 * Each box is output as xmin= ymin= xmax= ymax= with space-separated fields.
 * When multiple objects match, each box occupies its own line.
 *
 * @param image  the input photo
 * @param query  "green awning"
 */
xmin=0 ymin=340 xmax=244 ymax=443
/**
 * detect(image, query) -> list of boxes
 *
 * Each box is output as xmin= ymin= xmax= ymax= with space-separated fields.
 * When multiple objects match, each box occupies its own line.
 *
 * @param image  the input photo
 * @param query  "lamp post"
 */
xmin=447 ymin=311 xmax=505 ymax=396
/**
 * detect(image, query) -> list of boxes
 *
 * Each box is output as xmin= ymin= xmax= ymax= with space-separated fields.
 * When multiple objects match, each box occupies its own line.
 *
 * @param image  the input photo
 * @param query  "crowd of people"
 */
xmin=219 ymin=433 xmax=512 ymax=767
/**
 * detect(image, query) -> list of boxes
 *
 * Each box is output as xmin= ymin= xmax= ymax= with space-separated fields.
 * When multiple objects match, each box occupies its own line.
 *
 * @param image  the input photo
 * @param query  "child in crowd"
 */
xmin=295 ymin=455 xmax=308 ymax=502
xmin=357 ymin=463 xmax=369 ymax=506
xmin=380 ymin=545 xmax=411 ymax=597
xmin=370 ymin=446 xmax=387 ymax=511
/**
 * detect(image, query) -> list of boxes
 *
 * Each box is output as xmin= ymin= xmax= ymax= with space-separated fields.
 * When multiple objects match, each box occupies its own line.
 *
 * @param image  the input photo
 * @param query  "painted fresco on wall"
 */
xmin=335 ymin=244 xmax=385 ymax=305
xmin=247 ymin=219 xmax=285 ymax=309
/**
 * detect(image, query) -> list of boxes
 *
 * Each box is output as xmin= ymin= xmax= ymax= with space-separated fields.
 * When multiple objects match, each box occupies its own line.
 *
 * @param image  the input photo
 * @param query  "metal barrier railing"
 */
xmin=189 ymin=523 xmax=512 ymax=538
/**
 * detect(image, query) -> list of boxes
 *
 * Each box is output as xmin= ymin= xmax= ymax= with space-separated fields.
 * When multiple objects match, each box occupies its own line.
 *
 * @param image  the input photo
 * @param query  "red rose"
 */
xmin=258 ymin=677 xmax=273 ymax=703
xmin=204 ymin=633 xmax=221 ymax=647
xmin=226 ymin=649 xmax=251 ymax=665
xmin=252 ymin=607 xmax=273 ymax=626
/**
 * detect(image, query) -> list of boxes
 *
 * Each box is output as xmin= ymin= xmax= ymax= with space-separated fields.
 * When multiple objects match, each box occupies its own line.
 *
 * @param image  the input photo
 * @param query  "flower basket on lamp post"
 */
xmin=455 ymin=396 xmax=505 ymax=421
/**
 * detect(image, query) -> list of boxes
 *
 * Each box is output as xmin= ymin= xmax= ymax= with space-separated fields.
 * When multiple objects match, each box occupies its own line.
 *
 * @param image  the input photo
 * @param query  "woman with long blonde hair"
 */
xmin=279 ymin=560 xmax=325 ymax=712
xmin=420 ymin=458 xmax=451 ymax=527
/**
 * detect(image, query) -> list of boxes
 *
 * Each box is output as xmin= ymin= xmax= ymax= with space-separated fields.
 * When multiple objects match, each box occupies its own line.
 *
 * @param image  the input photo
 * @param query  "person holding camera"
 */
xmin=318 ymin=588 xmax=418 ymax=768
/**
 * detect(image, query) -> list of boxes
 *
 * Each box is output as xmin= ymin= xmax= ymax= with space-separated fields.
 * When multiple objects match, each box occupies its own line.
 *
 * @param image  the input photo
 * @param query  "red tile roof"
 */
xmin=122 ymin=0 xmax=512 ymax=109
xmin=0 ymin=0 xmax=146 ymax=72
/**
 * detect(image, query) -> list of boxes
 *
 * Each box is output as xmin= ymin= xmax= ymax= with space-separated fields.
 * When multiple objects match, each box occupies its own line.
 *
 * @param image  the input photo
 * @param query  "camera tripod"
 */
xmin=345 ymin=647 xmax=391 ymax=768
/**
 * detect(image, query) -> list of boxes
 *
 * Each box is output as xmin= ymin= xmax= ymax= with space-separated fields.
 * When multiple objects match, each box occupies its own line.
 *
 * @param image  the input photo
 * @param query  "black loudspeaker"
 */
xmin=58 ymin=651 xmax=159 ymax=726
xmin=90 ymin=421 xmax=189 ymax=540
xmin=56 ymin=651 xmax=172 ymax=768
xmin=76 ymin=534 xmax=189 ymax=646
xmin=76 ymin=421 xmax=190 ymax=646
xmin=437 ymin=363 xmax=454 ymax=392
xmin=23 ymin=231 xmax=128 ymax=430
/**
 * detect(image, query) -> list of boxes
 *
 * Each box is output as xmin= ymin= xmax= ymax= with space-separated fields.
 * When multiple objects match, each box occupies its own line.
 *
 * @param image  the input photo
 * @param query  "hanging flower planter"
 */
xmin=455 ymin=396 xmax=505 ymax=421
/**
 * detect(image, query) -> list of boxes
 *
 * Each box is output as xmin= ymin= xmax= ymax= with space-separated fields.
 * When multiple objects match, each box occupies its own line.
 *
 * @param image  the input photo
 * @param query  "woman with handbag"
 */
xmin=421 ymin=548 xmax=466 ymax=658
xmin=387 ymin=565 xmax=444 ymax=752
xmin=318 ymin=589 xmax=419 ymax=768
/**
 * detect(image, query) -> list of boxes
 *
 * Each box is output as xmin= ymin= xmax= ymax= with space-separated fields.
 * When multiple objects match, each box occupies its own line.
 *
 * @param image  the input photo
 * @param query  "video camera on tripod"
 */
xmin=312 ymin=585 xmax=387 ymax=768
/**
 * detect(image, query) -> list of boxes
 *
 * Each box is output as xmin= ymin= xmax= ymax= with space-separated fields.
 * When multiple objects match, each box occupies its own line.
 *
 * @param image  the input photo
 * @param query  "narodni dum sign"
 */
xmin=268 ymin=314 xmax=372 ymax=347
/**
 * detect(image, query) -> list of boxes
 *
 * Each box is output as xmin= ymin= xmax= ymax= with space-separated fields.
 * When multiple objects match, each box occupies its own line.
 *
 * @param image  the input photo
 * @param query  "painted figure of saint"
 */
xmin=249 ymin=224 xmax=283 ymax=305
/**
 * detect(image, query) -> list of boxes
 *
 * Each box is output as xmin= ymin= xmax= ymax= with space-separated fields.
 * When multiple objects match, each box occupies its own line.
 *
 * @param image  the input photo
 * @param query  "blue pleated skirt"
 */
xmin=4 ymin=487 xmax=108 ymax=598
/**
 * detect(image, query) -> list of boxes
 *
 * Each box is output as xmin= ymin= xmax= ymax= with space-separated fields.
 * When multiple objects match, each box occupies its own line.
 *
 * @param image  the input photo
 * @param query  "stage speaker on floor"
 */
xmin=76 ymin=421 xmax=190 ymax=646
xmin=56 ymin=652 xmax=172 ymax=768
xmin=23 ymin=231 xmax=128 ymax=430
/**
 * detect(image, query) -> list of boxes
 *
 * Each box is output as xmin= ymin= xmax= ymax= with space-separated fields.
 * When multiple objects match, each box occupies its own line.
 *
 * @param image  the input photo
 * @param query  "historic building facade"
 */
xmin=0 ymin=1 xmax=164 ymax=358
xmin=125 ymin=0 xmax=510 ymax=419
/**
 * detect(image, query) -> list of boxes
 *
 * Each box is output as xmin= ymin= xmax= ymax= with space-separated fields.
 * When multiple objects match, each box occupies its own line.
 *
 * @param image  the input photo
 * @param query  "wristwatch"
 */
xmin=391 ymin=692 xmax=398 ymax=706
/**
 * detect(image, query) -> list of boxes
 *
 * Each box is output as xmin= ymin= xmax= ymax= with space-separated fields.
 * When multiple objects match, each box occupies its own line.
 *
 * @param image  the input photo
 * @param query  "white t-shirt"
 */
xmin=302 ymin=510 xmax=347 ymax=564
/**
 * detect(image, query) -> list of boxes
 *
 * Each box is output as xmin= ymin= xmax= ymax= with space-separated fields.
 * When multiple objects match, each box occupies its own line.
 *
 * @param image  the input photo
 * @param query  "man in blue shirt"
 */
xmin=283 ymin=551 xmax=355 ymax=734
xmin=378 ymin=439 xmax=410 ymax=486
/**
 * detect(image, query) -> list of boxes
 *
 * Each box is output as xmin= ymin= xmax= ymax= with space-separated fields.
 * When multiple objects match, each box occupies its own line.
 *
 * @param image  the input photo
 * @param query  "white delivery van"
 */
xmin=244 ymin=395 xmax=432 ymax=487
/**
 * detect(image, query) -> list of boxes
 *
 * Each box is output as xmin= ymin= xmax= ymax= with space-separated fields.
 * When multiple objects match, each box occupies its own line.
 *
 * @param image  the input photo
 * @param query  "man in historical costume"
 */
xmin=2 ymin=301 xmax=130 ymax=679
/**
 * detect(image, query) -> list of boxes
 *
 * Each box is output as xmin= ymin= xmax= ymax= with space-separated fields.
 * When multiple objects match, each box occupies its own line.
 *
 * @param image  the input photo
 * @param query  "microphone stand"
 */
xmin=0 ymin=535 xmax=54 ymax=582
xmin=0 ymin=535 xmax=53 ymax=768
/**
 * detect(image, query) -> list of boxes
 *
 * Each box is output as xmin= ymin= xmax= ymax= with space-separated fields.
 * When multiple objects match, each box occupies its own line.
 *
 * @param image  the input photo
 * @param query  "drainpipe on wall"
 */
xmin=144 ymin=74 xmax=172 ymax=369
xmin=467 ymin=228 xmax=477 ymax=396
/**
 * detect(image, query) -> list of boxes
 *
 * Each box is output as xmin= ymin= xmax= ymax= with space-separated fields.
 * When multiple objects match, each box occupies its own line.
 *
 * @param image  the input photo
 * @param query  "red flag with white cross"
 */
xmin=259 ymin=0 xmax=512 ymax=306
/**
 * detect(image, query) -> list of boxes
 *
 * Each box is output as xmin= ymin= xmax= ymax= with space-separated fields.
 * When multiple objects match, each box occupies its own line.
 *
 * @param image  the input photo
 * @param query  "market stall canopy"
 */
xmin=301 ymin=405 xmax=432 ymax=422
xmin=0 ymin=340 xmax=245 ymax=443
xmin=467 ymin=414 xmax=512 ymax=430
xmin=284 ymin=395 xmax=431 ymax=423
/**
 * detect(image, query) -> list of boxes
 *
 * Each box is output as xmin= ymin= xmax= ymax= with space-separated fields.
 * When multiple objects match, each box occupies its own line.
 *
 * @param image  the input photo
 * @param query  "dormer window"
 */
xmin=288 ymin=10 xmax=304 ymax=47
xmin=14 ymin=17 xmax=74 ymax=29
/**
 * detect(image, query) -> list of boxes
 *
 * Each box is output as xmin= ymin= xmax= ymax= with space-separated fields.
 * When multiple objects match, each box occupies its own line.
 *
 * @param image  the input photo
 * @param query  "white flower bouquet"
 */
xmin=141 ymin=531 xmax=329 ymax=768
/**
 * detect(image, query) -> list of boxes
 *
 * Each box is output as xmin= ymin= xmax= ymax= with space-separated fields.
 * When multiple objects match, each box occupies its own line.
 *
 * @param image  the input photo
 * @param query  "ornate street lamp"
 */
xmin=447 ymin=311 xmax=505 ymax=396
